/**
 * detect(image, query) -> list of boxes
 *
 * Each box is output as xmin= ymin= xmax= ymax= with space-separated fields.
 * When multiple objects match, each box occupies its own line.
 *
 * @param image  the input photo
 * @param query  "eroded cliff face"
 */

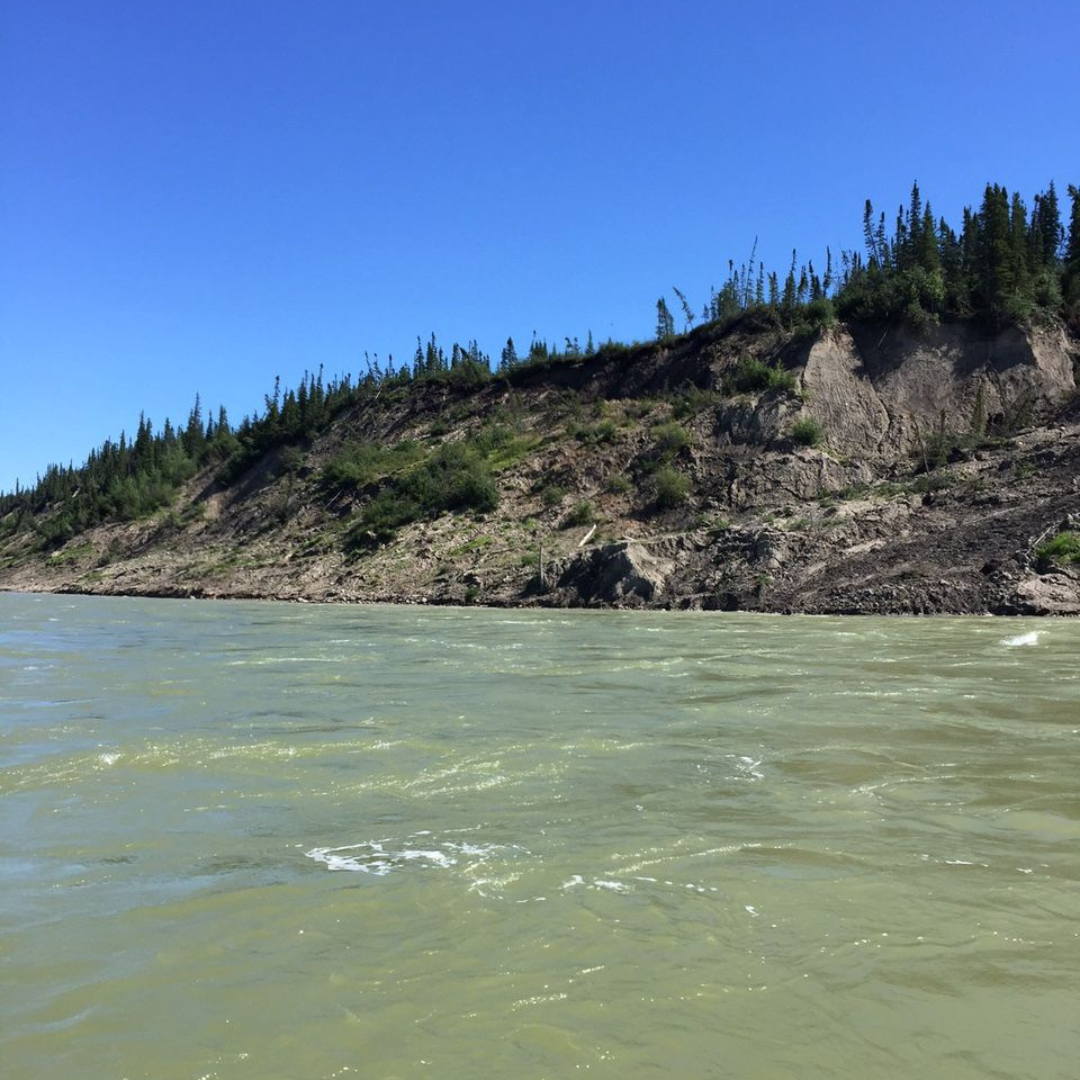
xmin=800 ymin=322 xmax=1077 ymax=458
xmin=2 ymin=319 xmax=1078 ymax=614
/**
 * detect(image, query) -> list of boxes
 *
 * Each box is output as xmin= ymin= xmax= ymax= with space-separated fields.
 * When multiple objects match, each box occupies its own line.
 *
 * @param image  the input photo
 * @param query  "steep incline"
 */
xmin=2 ymin=319 xmax=1078 ymax=613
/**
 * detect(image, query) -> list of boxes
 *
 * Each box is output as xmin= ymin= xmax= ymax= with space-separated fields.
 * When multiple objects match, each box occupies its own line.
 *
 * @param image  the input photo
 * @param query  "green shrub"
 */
xmin=730 ymin=356 xmax=797 ymax=395
xmin=918 ymin=430 xmax=969 ymax=469
xmin=790 ymin=416 xmax=825 ymax=447
xmin=446 ymin=360 xmax=490 ymax=391
xmin=345 ymin=442 xmax=497 ymax=552
xmin=607 ymin=474 xmax=633 ymax=495
xmin=541 ymin=484 xmax=567 ymax=508
xmin=802 ymin=297 xmax=836 ymax=332
xmin=321 ymin=440 xmax=425 ymax=492
xmin=652 ymin=466 xmax=690 ymax=510
xmin=469 ymin=423 xmax=515 ymax=456
xmin=419 ymin=443 xmax=498 ymax=513
xmin=671 ymin=385 xmax=722 ymax=419
xmin=651 ymin=421 xmax=692 ymax=458
xmin=564 ymin=501 xmax=596 ymax=528
xmin=467 ymin=423 xmax=539 ymax=470
xmin=908 ymin=469 xmax=957 ymax=494
xmin=1035 ymin=531 xmax=1080 ymax=572
xmin=622 ymin=399 xmax=656 ymax=420
xmin=568 ymin=419 xmax=617 ymax=445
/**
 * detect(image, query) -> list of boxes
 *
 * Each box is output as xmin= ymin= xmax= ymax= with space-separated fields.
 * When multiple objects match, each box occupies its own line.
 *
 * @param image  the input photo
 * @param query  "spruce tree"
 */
xmin=499 ymin=337 xmax=518 ymax=371
xmin=917 ymin=205 xmax=940 ymax=274
xmin=655 ymin=298 xmax=675 ymax=340
xmin=1008 ymin=190 xmax=1033 ymax=318
xmin=975 ymin=184 xmax=1015 ymax=322
xmin=672 ymin=286 xmax=695 ymax=331
xmin=1064 ymin=184 xmax=1080 ymax=323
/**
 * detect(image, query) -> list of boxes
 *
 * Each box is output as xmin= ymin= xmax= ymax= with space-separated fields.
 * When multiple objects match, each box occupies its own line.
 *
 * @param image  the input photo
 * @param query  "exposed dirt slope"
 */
xmin=3 ymin=319 xmax=1079 ymax=614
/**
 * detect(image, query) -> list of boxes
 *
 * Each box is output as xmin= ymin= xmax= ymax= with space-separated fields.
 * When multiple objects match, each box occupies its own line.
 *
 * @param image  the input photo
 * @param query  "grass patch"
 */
xmin=46 ymin=542 xmax=95 ymax=567
xmin=563 ymin=501 xmax=596 ymax=528
xmin=699 ymin=514 xmax=731 ymax=535
xmin=728 ymin=356 xmax=797 ymax=395
xmin=790 ymin=416 xmax=825 ymax=447
xmin=670 ymin=384 xmax=723 ymax=419
xmin=321 ymin=440 xmax=426 ymax=492
xmin=651 ymin=421 xmax=692 ymax=457
xmin=621 ymin=399 xmax=657 ymax=420
xmin=469 ymin=423 xmax=542 ymax=470
xmin=540 ymin=484 xmax=567 ymax=508
xmin=1035 ymin=531 xmax=1080 ymax=572
xmin=451 ymin=535 xmax=493 ymax=556
xmin=651 ymin=466 xmax=691 ymax=511
xmin=345 ymin=442 xmax=498 ymax=552
xmin=909 ymin=470 xmax=957 ymax=494
xmin=567 ymin=418 xmax=618 ymax=445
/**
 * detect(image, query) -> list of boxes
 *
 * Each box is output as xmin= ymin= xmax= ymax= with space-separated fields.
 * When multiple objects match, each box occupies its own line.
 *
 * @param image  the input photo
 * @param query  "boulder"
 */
xmin=557 ymin=541 xmax=674 ymax=605
xmin=1013 ymin=572 xmax=1080 ymax=615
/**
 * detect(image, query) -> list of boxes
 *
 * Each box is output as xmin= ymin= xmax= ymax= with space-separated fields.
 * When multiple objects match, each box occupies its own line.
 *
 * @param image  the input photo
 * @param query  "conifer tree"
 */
xmin=655 ymin=298 xmax=675 ymax=340
xmin=917 ymin=205 xmax=939 ymax=274
xmin=500 ymin=337 xmax=518 ymax=371
xmin=1029 ymin=182 xmax=1063 ymax=268
xmin=1064 ymin=184 xmax=1080 ymax=322
xmin=975 ymin=184 xmax=1015 ymax=322
xmin=1009 ymin=190 xmax=1033 ymax=317
xmin=863 ymin=200 xmax=880 ymax=266
xmin=672 ymin=286 xmax=695 ymax=331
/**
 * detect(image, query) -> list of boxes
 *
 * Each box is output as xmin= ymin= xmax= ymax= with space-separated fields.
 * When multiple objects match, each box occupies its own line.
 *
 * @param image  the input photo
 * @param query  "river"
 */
xmin=1 ymin=594 xmax=1077 ymax=1079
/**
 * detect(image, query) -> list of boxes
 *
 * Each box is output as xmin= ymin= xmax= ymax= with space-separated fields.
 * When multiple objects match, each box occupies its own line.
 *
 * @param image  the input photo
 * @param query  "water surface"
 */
xmin=2 ymin=594 xmax=1078 ymax=1079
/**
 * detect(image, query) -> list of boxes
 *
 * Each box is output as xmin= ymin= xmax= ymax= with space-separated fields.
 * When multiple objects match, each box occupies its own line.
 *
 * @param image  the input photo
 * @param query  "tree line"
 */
xmin=658 ymin=180 xmax=1079 ymax=336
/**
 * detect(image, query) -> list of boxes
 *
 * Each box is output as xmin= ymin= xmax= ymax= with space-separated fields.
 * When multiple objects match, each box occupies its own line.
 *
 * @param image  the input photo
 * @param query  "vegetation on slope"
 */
xmin=2 ymin=180 xmax=1078 ymax=558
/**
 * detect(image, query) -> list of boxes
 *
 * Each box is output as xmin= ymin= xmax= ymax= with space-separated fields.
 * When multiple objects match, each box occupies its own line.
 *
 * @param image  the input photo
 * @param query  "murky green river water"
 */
xmin=1 ymin=594 xmax=1078 ymax=1080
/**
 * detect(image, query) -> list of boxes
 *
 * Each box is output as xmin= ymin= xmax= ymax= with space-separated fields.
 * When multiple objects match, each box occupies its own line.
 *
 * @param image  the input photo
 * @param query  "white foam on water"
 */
xmin=734 ymin=755 xmax=765 ymax=780
xmin=305 ymin=831 xmax=516 ymax=879
xmin=593 ymin=879 xmax=628 ymax=893
xmin=1001 ymin=630 xmax=1040 ymax=647
xmin=97 ymin=752 xmax=121 ymax=767
xmin=560 ymin=875 xmax=628 ymax=893
xmin=512 ymin=992 xmax=568 ymax=1010
xmin=307 ymin=840 xmax=453 ymax=875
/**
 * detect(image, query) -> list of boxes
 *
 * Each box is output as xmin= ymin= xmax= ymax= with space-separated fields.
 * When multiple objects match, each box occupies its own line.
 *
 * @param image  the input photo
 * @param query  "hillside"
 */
xmin=2 ymin=317 xmax=1079 ymax=614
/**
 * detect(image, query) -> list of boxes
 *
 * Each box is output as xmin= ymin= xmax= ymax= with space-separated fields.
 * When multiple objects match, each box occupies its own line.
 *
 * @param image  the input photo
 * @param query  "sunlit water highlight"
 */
xmin=1 ymin=594 xmax=1078 ymax=1079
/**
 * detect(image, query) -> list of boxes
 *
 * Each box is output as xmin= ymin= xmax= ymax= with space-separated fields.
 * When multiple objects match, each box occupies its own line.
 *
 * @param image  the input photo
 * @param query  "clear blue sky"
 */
xmin=2 ymin=0 xmax=1077 ymax=493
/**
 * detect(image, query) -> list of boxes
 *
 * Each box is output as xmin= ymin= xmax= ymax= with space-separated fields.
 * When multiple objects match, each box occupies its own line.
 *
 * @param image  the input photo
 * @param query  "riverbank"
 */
xmin=3 ymin=320 xmax=1079 ymax=614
